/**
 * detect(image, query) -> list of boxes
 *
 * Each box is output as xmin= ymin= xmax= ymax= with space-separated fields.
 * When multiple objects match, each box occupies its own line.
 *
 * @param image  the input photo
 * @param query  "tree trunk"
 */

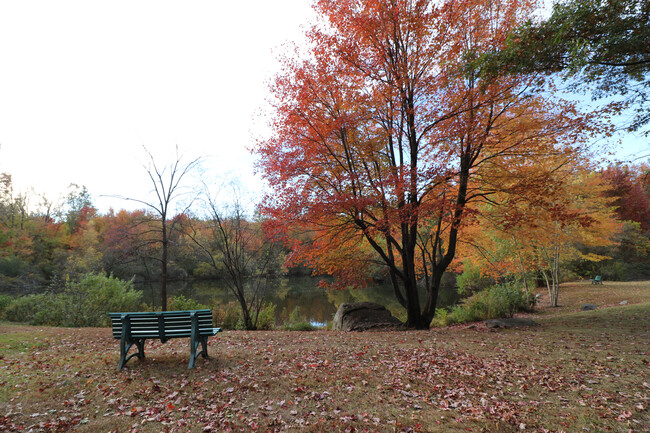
xmin=161 ymin=221 xmax=168 ymax=311
xmin=421 ymin=270 xmax=443 ymax=326
xmin=552 ymin=245 xmax=560 ymax=307
xmin=404 ymin=278 xmax=426 ymax=329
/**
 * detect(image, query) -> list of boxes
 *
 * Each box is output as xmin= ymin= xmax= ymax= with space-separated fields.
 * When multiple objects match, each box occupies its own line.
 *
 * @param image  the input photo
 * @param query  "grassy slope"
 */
xmin=0 ymin=281 xmax=648 ymax=432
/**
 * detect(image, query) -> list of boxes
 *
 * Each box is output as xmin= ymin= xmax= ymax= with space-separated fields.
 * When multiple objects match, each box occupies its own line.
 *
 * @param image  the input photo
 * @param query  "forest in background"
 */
xmin=1 ymin=0 xmax=649 ymax=330
xmin=0 ymin=162 xmax=647 ymax=297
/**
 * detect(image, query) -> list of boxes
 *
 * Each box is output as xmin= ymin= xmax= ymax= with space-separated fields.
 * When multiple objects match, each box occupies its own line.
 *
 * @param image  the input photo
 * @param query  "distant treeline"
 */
xmin=0 ymin=163 xmax=648 ymax=296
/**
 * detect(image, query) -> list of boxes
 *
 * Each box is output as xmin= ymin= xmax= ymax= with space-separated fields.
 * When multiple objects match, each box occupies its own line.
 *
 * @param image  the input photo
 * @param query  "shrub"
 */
xmin=192 ymin=262 xmax=222 ymax=279
xmin=65 ymin=273 xmax=143 ymax=327
xmin=213 ymin=302 xmax=278 ymax=330
xmin=212 ymin=301 xmax=242 ymax=329
xmin=3 ymin=293 xmax=52 ymax=325
xmin=286 ymin=321 xmax=315 ymax=331
xmin=283 ymin=306 xmax=315 ymax=331
xmin=168 ymin=294 xmax=208 ymax=311
xmin=436 ymin=282 xmax=535 ymax=326
xmin=431 ymin=307 xmax=449 ymax=327
xmin=0 ymin=294 xmax=14 ymax=318
xmin=599 ymin=260 xmax=626 ymax=281
xmin=255 ymin=303 xmax=276 ymax=330
xmin=3 ymin=273 xmax=142 ymax=327
xmin=456 ymin=260 xmax=494 ymax=295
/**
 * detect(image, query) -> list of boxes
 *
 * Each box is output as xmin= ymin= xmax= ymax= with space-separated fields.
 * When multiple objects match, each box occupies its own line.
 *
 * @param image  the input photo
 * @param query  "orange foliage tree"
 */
xmin=460 ymin=164 xmax=620 ymax=306
xmin=257 ymin=0 xmax=592 ymax=328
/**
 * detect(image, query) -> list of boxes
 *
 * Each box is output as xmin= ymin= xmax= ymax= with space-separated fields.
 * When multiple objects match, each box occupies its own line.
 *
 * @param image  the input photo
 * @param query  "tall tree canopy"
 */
xmin=482 ymin=0 xmax=650 ymax=132
xmin=257 ymin=0 xmax=590 ymax=329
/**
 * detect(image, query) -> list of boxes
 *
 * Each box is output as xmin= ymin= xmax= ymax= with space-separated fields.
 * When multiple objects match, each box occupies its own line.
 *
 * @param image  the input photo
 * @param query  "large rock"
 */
xmin=333 ymin=302 xmax=403 ymax=331
xmin=484 ymin=318 xmax=538 ymax=329
xmin=581 ymin=303 xmax=598 ymax=311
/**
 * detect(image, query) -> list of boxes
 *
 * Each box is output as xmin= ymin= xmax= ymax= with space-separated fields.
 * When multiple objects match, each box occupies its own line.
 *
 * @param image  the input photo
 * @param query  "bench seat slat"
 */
xmin=110 ymin=309 xmax=221 ymax=369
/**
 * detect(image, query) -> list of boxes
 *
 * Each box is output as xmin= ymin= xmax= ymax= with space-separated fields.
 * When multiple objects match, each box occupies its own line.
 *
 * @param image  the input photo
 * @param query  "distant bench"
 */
xmin=590 ymin=275 xmax=603 ymax=285
xmin=109 ymin=309 xmax=221 ymax=370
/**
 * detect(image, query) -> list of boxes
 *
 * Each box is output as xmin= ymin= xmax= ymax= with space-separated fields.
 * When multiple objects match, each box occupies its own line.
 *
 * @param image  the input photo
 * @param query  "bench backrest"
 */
xmin=109 ymin=310 xmax=214 ymax=340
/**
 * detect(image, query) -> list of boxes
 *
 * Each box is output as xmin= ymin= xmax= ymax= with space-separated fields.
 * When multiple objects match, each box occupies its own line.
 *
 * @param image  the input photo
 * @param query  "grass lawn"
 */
xmin=1 ymin=281 xmax=648 ymax=432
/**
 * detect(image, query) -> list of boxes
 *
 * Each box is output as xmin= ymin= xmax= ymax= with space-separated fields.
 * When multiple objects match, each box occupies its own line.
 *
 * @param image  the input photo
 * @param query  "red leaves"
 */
xmin=2 ymin=321 xmax=648 ymax=432
xmin=601 ymin=163 xmax=650 ymax=232
xmin=256 ymin=0 xmax=596 ymax=328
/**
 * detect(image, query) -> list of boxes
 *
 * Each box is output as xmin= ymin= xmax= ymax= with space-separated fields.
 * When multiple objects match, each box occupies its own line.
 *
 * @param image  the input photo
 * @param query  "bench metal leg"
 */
xmin=200 ymin=336 xmax=209 ymax=358
xmin=189 ymin=311 xmax=210 ymax=369
xmin=118 ymin=338 xmax=146 ymax=370
xmin=189 ymin=335 xmax=209 ymax=369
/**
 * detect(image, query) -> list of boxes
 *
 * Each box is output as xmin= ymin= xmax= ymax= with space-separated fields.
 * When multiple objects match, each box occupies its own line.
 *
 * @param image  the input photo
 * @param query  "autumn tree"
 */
xmin=0 ymin=173 xmax=29 ymax=232
xmin=601 ymin=162 xmax=650 ymax=231
xmin=61 ymin=184 xmax=102 ymax=280
xmin=96 ymin=209 xmax=153 ymax=280
xmin=0 ymin=173 xmax=33 ymax=287
xmin=461 ymin=164 xmax=620 ymax=306
xmin=597 ymin=162 xmax=650 ymax=278
xmin=63 ymin=184 xmax=95 ymax=234
xmin=257 ymin=0 xmax=590 ymax=328
xmin=115 ymin=147 xmax=201 ymax=311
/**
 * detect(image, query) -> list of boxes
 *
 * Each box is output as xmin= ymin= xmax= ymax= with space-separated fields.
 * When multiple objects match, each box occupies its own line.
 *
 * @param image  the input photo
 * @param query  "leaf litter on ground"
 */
xmin=1 ymin=281 xmax=649 ymax=432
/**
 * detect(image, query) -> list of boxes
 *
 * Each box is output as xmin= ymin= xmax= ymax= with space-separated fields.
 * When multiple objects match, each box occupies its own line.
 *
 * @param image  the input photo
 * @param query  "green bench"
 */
xmin=590 ymin=275 xmax=603 ymax=285
xmin=109 ymin=309 xmax=221 ymax=370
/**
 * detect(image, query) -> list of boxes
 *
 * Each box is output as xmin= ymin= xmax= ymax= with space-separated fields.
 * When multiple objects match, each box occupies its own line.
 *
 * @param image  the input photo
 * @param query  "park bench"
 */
xmin=590 ymin=275 xmax=603 ymax=285
xmin=109 ymin=309 xmax=221 ymax=370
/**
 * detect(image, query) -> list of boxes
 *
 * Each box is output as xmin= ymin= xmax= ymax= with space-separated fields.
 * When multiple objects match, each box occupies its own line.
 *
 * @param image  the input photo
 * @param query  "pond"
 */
xmin=135 ymin=276 xmax=461 ymax=326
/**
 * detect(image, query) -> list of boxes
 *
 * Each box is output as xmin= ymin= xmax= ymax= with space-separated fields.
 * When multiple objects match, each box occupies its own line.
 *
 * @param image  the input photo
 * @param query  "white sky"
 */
xmin=0 ymin=0 xmax=647 ymax=214
xmin=0 ymin=0 xmax=314 ymax=213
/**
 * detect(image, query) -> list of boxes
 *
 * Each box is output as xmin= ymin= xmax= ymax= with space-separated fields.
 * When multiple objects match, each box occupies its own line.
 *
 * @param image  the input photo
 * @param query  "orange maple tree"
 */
xmin=257 ymin=0 xmax=592 ymax=328
xmin=459 ymin=162 xmax=620 ymax=306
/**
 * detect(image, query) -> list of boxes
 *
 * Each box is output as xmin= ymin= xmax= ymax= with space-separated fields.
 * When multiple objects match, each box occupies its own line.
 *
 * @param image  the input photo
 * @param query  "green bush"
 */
xmin=286 ymin=321 xmax=315 ymax=331
xmin=3 ymin=293 xmax=51 ymax=325
xmin=255 ymin=303 xmax=276 ymax=330
xmin=599 ymin=260 xmax=626 ymax=281
xmin=435 ymin=282 xmax=535 ymax=326
xmin=0 ymin=294 xmax=14 ymax=318
xmin=213 ymin=301 xmax=242 ymax=329
xmin=212 ymin=302 xmax=277 ymax=330
xmin=192 ymin=262 xmax=222 ymax=279
xmin=3 ymin=273 xmax=142 ymax=327
xmin=0 ymin=256 xmax=27 ymax=278
xmin=456 ymin=260 xmax=494 ymax=295
xmin=282 ymin=306 xmax=315 ymax=331
xmin=168 ymin=294 xmax=208 ymax=311
xmin=431 ymin=307 xmax=450 ymax=327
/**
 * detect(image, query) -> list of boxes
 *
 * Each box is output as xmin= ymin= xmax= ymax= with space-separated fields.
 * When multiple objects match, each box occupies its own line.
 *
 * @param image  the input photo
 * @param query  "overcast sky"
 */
xmin=0 ymin=0 xmax=314 ymax=213
xmin=0 ymin=1 xmax=647 ymax=214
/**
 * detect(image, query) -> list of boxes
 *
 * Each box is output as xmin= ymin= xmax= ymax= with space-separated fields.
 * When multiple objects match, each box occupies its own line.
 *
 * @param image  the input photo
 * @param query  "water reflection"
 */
xmin=136 ymin=277 xmax=460 ymax=324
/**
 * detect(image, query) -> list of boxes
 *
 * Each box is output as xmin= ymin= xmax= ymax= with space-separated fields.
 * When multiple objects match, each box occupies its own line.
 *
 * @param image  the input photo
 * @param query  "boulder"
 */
xmin=581 ymin=303 xmax=598 ymax=311
xmin=484 ymin=318 xmax=538 ymax=329
xmin=332 ymin=302 xmax=403 ymax=331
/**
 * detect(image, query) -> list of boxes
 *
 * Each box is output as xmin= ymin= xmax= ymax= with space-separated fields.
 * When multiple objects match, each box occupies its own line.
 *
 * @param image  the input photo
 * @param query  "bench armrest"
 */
xmin=120 ymin=314 xmax=131 ymax=337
